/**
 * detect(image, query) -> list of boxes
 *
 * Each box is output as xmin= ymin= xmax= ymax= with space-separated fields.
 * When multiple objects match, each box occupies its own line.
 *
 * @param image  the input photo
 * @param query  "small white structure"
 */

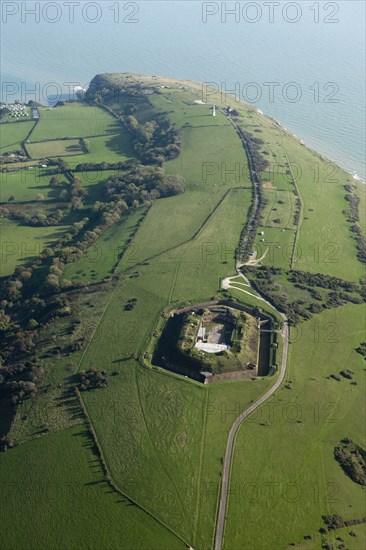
xmin=212 ymin=104 xmax=216 ymax=117
xmin=195 ymin=342 xmax=228 ymax=354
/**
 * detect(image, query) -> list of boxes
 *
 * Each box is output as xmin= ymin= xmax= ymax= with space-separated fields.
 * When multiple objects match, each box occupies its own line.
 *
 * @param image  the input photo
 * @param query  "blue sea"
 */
xmin=1 ymin=0 xmax=365 ymax=180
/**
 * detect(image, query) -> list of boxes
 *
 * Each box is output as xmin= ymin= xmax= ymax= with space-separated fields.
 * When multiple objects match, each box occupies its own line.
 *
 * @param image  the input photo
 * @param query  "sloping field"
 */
xmin=0 ymin=170 xmax=61 ymax=203
xmin=63 ymin=208 xmax=146 ymax=284
xmin=30 ymin=103 xmax=122 ymax=140
xmin=0 ymin=426 xmax=185 ymax=550
xmin=26 ymin=138 xmax=83 ymax=159
xmin=225 ymin=304 xmax=366 ymax=549
xmin=0 ymin=121 xmax=34 ymax=153
xmin=0 ymin=218 xmax=71 ymax=276
xmin=239 ymin=110 xmax=364 ymax=280
xmin=74 ymin=188 xmax=256 ymax=545
xmin=64 ymin=132 xmax=134 ymax=165
xmin=1 ymin=74 xmax=365 ymax=550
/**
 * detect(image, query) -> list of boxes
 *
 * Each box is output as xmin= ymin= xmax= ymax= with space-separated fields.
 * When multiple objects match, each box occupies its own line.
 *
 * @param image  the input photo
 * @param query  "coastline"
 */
xmin=6 ymin=73 xmax=363 ymax=185
xmin=254 ymin=108 xmax=365 ymax=185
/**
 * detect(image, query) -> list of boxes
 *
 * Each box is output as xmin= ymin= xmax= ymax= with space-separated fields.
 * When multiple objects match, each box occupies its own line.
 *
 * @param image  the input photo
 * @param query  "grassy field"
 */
xmin=150 ymin=90 xmax=231 ymax=129
xmin=65 ymin=133 xmax=134 ymax=165
xmin=1 ymin=75 xmax=365 ymax=550
xmin=166 ymin=125 xmax=248 ymax=191
xmin=124 ymin=123 xmax=251 ymax=265
xmin=224 ymin=304 xmax=366 ymax=550
xmin=63 ymin=208 xmax=146 ymax=284
xmin=261 ymin=188 xmax=297 ymax=229
xmin=0 ymin=426 xmax=185 ymax=550
xmin=28 ymin=103 xmax=135 ymax=166
xmin=30 ymin=104 xmax=122 ymax=140
xmin=0 ymin=121 xmax=34 ymax=153
xmin=0 ymin=169 xmax=65 ymax=203
xmin=237 ymin=110 xmax=364 ymax=281
xmin=0 ymin=218 xmax=71 ymax=276
xmin=67 ymin=187 xmax=257 ymax=544
xmin=26 ymin=138 xmax=84 ymax=159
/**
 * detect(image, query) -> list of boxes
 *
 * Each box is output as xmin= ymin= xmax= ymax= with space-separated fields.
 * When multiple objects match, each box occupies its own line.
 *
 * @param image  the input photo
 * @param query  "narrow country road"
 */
xmin=214 ymin=277 xmax=289 ymax=550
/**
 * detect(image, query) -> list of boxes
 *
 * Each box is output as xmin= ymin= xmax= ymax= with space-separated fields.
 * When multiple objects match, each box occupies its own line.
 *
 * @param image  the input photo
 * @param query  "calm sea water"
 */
xmin=1 ymin=0 xmax=365 ymax=180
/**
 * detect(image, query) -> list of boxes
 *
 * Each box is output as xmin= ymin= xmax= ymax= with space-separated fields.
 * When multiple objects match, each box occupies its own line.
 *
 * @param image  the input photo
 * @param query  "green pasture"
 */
xmin=0 ymin=426 xmax=185 ymax=550
xmin=150 ymin=92 xmax=231 ymax=129
xmin=0 ymin=218 xmax=71 ymax=276
xmin=224 ymin=304 xmax=366 ymax=550
xmin=0 ymin=121 xmax=34 ymax=153
xmin=262 ymin=188 xmax=297 ymax=229
xmin=1 ymin=77 xmax=365 ymax=550
xmin=245 ymin=109 xmax=364 ymax=280
xmin=64 ymin=133 xmax=135 ymax=167
xmin=26 ymin=138 xmax=84 ymax=159
xmin=165 ymin=125 xmax=249 ymax=191
xmin=67 ymin=187 xmax=258 ymax=544
xmin=0 ymin=170 xmax=61 ymax=203
xmin=63 ymin=208 xmax=146 ymax=284
xmin=252 ymin=225 xmax=296 ymax=270
xmin=30 ymin=103 xmax=122 ymax=141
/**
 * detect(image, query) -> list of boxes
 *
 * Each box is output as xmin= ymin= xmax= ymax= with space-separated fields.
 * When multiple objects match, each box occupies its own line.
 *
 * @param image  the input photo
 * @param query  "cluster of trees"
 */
xmin=351 ymin=224 xmax=366 ymax=264
xmin=288 ymin=270 xmax=359 ymax=292
xmin=243 ymin=266 xmax=363 ymax=325
xmin=321 ymin=513 xmax=366 ymax=534
xmin=293 ymin=195 xmax=301 ymax=226
xmin=242 ymin=268 xmax=308 ymax=325
xmin=0 ymin=280 xmax=82 ymax=412
xmin=68 ymin=176 xmax=88 ymax=210
xmin=344 ymin=190 xmax=360 ymax=223
xmin=124 ymin=115 xmax=182 ymax=164
xmin=43 ymin=258 xmax=67 ymax=293
xmin=49 ymin=175 xmax=68 ymax=188
xmin=80 ymin=138 xmax=90 ymax=153
xmin=74 ymin=160 xmax=132 ymax=172
xmin=0 ymin=360 xmax=45 ymax=406
xmin=124 ymin=297 xmax=137 ymax=311
xmin=343 ymin=185 xmax=366 ymax=264
xmin=334 ymin=438 xmax=366 ymax=486
xmin=0 ymin=206 xmax=64 ymax=227
xmin=104 ymin=164 xmax=185 ymax=206
xmin=340 ymin=369 xmax=354 ymax=379
xmin=326 ymin=290 xmax=363 ymax=308
xmin=236 ymin=130 xmax=269 ymax=261
xmin=78 ymin=368 xmax=107 ymax=391
xmin=241 ymin=131 xmax=269 ymax=173
xmin=86 ymin=78 xmax=183 ymax=164
xmin=3 ymin=217 xmax=95 ymax=297
xmin=85 ymin=77 xmax=123 ymax=104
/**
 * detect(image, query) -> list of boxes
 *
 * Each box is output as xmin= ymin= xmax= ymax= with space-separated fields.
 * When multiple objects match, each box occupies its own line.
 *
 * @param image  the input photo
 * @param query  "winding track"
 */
xmin=214 ymin=276 xmax=289 ymax=550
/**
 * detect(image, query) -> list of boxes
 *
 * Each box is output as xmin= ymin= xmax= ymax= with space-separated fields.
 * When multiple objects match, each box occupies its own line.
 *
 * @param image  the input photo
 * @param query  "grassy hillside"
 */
xmin=0 ymin=426 xmax=185 ymax=550
xmin=0 ymin=217 xmax=72 ymax=276
xmin=0 ymin=72 xmax=364 ymax=550
xmin=0 ymin=121 xmax=34 ymax=153
xmin=30 ymin=103 xmax=121 ymax=140
xmin=224 ymin=304 xmax=366 ymax=549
